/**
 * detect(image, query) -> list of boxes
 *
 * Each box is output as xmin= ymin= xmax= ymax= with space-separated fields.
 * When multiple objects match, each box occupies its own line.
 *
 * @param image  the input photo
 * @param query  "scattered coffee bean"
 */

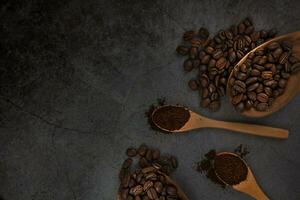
xmin=127 ymin=148 xmax=137 ymax=157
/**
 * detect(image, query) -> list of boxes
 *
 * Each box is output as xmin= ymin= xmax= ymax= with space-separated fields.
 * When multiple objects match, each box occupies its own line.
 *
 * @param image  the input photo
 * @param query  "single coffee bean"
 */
xmin=122 ymin=158 xmax=133 ymax=169
xmin=268 ymin=54 xmax=275 ymax=62
xmin=217 ymin=86 xmax=225 ymax=97
xmin=183 ymin=31 xmax=195 ymax=41
xmin=251 ymin=69 xmax=261 ymax=76
xmin=208 ymin=83 xmax=216 ymax=93
xmin=245 ymin=77 xmax=258 ymax=85
xmin=201 ymin=98 xmax=211 ymax=108
xmin=139 ymin=157 xmax=149 ymax=168
xmin=256 ymin=84 xmax=264 ymax=93
xmin=122 ymin=172 xmax=131 ymax=188
xmin=191 ymin=38 xmax=202 ymax=47
xmin=201 ymin=88 xmax=209 ymax=98
xmin=188 ymin=79 xmax=199 ymax=91
xmin=267 ymin=42 xmax=280 ymax=50
xmin=201 ymin=54 xmax=211 ymax=64
xmin=279 ymin=52 xmax=289 ymax=64
xmin=256 ymin=103 xmax=268 ymax=111
xmin=240 ymin=64 xmax=247 ymax=73
xmin=143 ymin=181 xmax=154 ymax=192
xmin=264 ymin=87 xmax=272 ymax=96
xmin=205 ymin=46 xmax=215 ymax=54
xmin=147 ymin=187 xmax=158 ymax=200
xmin=127 ymin=148 xmax=137 ymax=157
xmin=154 ymin=181 xmax=163 ymax=193
xmin=284 ymin=62 xmax=291 ymax=73
xmin=199 ymin=27 xmax=209 ymax=39
xmin=247 ymin=91 xmax=257 ymax=101
xmin=232 ymin=93 xmax=243 ymax=105
xmin=261 ymin=71 xmax=273 ymax=79
xmin=152 ymin=149 xmax=161 ymax=160
xmin=278 ymin=79 xmax=287 ymax=88
xmin=281 ymin=71 xmax=290 ymax=79
xmin=189 ymin=47 xmax=198 ymax=59
xmin=291 ymin=63 xmax=300 ymax=74
xmin=200 ymin=75 xmax=209 ymax=87
xmin=170 ymin=156 xmax=178 ymax=169
xmin=272 ymin=47 xmax=283 ymax=59
xmin=146 ymin=150 xmax=153 ymax=161
xmin=183 ymin=59 xmax=193 ymax=72
xmin=235 ymin=102 xmax=245 ymax=112
xmin=237 ymin=72 xmax=247 ymax=80
xmin=212 ymin=49 xmax=223 ymax=59
xmin=257 ymin=93 xmax=269 ymax=103
xmin=216 ymin=57 xmax=227 ymax=70
xmin=138 ymin=144 xmax=148 ymax=157
xmin=253 ymin=64 xmax=265 ymax=71
xmin=176 ymin=45 xmax=189 ymax=55
xmin=208 ymin=59 xmax=216 ymax=68
xmin=247 ymin=82 xmax=259 ymax=92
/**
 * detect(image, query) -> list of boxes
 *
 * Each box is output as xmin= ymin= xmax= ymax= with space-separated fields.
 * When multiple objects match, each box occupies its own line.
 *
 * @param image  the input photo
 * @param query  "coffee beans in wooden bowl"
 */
xmin=229 ymin=41 xmax=300 ymax=112
xmin=177 ymin=17 xmax=276 ymax=112
xmin=118 ymin=144 xmax=184 ymax=200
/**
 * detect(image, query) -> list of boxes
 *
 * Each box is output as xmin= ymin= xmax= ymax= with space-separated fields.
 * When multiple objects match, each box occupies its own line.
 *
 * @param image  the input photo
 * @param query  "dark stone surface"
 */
xmin=0 ymin=0 xmax=300 ymax=199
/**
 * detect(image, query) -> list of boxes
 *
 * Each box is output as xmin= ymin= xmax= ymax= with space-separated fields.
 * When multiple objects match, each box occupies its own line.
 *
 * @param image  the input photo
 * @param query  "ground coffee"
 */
xmin=196 ymin=145 xmax=249 ymax=187
xmin=176 ymin=17 xmax=276 ymax=112
xmin=118 ymin=144 xmax=180 ymax=200
xmin=215 ymin=154 xmax=248 ymax=185
xmin=151 ymin=106 xmax=190 ymax=131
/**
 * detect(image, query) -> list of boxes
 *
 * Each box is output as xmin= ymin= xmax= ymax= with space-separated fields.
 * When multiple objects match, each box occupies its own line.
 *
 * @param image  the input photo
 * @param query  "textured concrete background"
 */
xmin=0 ymin=0 xmax=300 ymax=199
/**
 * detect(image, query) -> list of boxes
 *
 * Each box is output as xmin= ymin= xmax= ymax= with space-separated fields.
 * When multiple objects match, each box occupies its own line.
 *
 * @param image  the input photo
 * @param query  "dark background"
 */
xmin=0 ymin=0 xmax=300 ymax=199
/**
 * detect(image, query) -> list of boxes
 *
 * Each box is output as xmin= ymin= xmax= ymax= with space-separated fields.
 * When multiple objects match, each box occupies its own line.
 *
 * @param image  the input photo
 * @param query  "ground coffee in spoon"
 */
xmin=215 ymin=154 xmax=248 ymax=185
xmin=152 ymin=106 xmax=190 ymax=131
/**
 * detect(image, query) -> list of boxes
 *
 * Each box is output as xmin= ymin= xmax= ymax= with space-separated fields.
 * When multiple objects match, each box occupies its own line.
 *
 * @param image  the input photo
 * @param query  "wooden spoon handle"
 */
xmin=203 ymin=119 xmax=288 ymax=139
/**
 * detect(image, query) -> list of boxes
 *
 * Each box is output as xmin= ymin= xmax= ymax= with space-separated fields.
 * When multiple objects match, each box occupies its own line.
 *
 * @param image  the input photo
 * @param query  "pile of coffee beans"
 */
xmin=119 ymin=144 xmax=181 ymax=200
xmin=229 ymin=41 xmax=300 ymax=112
xmin=176 ymin=17 xmax=276 ymax=112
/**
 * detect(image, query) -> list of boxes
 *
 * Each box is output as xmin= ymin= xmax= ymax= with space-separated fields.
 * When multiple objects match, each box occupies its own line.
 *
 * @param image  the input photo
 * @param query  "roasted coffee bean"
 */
xmin=183 ymin=59 xmax=193 ymax=72
xmin=199 ymin=27 xmax=209 ymax=39
xmin=264 ymin=87 xmax=272 ymax=96
xmin=235 ymin=102 xmax=245 ymax=112
xmin=201 ymin=54 xmax=211 ymax=64
xmin=284 ymin=62 xmax=291 ymax=73
xmin=146 ymin=150 xmax=153 ymax=161
xmin=217 ymin=86 xmax=225 ymax=97
xmin=152 ymin=149 xmax=161 ymax=160
xmin=281 ymin=71 xmax=290 ymax=79
xmin=122 ymin=172 xmax=131 ymax=188
xmin=189 ymin=47 xmax=198 ymax=59
xmin=201 ymin=87 xmax=209 ymax=98
xmin=215 ymin=57 xmax=227 ymax=70
xmin=122 ymin=158 xmax=133 ymax=169
xmin=154 ymin=182 xmax=163 ymax=193
xmin=166 ymin=185 xmax=177 ymax=196
xmin=139 ymin=157 xmax=149 ymax=168
xmin=170 ymin=156 xmax=178 ymax=169
xmin=232 ymin=93 xmax=243 ymax=105
xmin=201 ymin=98 xmax=211 ymax=108
xmin=291 ymin=63 xmax=300 ymax=74
xmin=247 ymin=91 xmax=257 ymax=101
xmin=200 ymin=75 xmax=209 ymax=87
xmin=256 ymin=103 xmax=268 ymax=111
xmin=251 ymin=69 xmax=261 ymax=76
xmin=147 ymin=188 xmax=158 ymax=200
xmin=257 ymin=93 xmax=269 ymax=103
xmin=267 ymin=42 xmax=280 ymax=50
xmin=209 ymin=101 xmax=220 ymax=112
xmin=188 ymin=79 xmax=199 ymax=91
xmin=261 ymin=71 xmax=273 ymax=79
xmin=176 ymin=45 xmax=189 ymax=55
xmin=245 ymin=77 xmax=258 ymax=85
xmin=205 ymin=46 xmax=215 ymax=54
xmin=279 ymin=52 xmax=289 ymax=64
xmin=127 ymin=148 xmax=137 ymax=157
xmin=268 ymin=54 xmax=275 ymax=62
xmin=256 ymin=83 xmax=264 ymax=93
xmin=208 ymin=83 xmax=216 ymax=93
xmin=208 ymin=59 xmax=216 ymax=68
xmin=212 ymin=49 xmax=223 ymax=59
xmin=191 ymin=38 xmax=202 ymax=47
xmin=183 ymin=31 xmax=195 ymax=41
xmin=247 ymin=83 xmax=259 ymax=92
xmin=253 ymin=64 xmax=265 ymax=71
xmin=143 ymin=181 xmax=153 ymax=192
xmin=289 ymin=56 xmax=299 ymax=64
xmin=272 ymin=47 xmax=283 ymax=59
xmin=138 ymin=144 xmax=148 ymax=157
xmin=278 ymin=79 xmax=287 ymax=88
xmin=237 ymin=72 xmax=247 ymax=80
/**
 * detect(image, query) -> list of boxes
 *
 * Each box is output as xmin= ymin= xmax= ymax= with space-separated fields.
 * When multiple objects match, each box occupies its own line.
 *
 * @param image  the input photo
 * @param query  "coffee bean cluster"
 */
xmin=119 ymin=144 xmax=180 ymax=200
xmin=176 ymin=17 xmax=276 ymax=112
xmin=229 ymin=41 xmax=300 ymax=112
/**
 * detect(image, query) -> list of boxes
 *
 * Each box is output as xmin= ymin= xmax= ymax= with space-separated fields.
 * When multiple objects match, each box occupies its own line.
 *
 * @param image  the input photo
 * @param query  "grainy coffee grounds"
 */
xmin=152 ymin=106 xmax=190 ymax=131
xmin=196 ymin=146 xmax=250 ymax=187
xmin=215 ymin=154 xmax=248 ymax=185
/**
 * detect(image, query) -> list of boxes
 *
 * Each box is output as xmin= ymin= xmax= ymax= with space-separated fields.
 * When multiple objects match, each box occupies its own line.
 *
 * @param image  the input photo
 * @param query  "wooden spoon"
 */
xmin=117 ymin=171 xmax=190 ymax=200
xmin=227 ymin=31 xmax=300 ymax=117
xmin=152 ymin=105 xmax=288 ymax=139
xmin=216 ymin=152 xmax=269 ymax=200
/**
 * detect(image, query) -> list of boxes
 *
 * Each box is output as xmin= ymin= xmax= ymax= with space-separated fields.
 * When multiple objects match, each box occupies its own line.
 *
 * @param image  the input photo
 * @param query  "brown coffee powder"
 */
xmin=215 ymin=154 xmax=248 ymax=185
xmin=152 ymin=106 xmax=190 ymax=131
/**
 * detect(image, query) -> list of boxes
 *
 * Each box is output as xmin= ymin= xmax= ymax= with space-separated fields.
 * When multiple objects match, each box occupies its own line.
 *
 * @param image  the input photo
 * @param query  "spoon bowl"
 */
xmin=215 ymin=152 xmax=269 ymax=200
xmin=117 ymin=170 xmax=190 ymax=200
xmin=152 ymin=105 xmax=288 ymax=138
xmin=227 ymin=31 xmax=300 ymax=117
